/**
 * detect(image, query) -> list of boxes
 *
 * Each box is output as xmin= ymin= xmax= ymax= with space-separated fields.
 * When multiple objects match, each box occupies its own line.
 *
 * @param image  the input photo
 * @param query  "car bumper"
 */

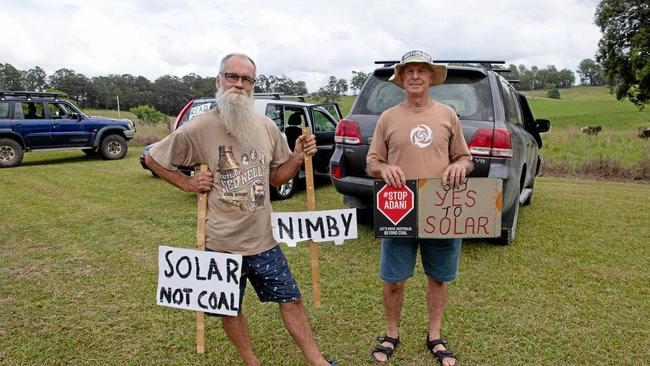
xmin=124 ymin=130 xmax=136 ymax=139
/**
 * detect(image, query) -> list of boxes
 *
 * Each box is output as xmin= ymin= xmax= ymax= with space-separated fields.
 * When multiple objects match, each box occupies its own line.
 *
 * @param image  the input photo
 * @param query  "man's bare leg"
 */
xmin=279 ymin=299 xmax=330 ymax=366
xmin=221 ymin=314 xmax=260 ymax=366
xmin=372 ymin=281 xmax=406 ymax=362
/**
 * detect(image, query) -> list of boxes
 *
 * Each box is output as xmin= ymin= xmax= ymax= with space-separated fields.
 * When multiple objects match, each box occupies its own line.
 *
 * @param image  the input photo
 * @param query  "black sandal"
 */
xmin=370 ymin=335 xmax=400 ymax=363
xmin=426 ymin=336 xmax=458 ymax=366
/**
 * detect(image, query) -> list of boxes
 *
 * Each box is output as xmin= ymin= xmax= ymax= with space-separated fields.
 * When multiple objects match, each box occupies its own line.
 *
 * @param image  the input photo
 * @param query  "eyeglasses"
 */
xmin=221 ymin=72 xmax=256 ymax=86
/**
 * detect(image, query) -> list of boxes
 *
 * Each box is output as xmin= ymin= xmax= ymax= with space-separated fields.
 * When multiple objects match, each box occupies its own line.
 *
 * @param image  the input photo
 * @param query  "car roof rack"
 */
xmin=374 ymin=60 xmax=506 ymax=70
xmin=253 ymin=92 xmax=307 ymax=102
xmin=0 ymin=90 xmax=64 ymax=101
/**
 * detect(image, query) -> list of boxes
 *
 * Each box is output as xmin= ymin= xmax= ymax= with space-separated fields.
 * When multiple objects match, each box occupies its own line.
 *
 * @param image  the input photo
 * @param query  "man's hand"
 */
xmin=294 ymin=133 xmax=317 ymax=157
xmin=183 ymin=169 xmax=213 ymax=193
xmin=441 ymin=161 xmax=469 ymax=188
xmin=381 ymin=164 xmax=406 ymax=188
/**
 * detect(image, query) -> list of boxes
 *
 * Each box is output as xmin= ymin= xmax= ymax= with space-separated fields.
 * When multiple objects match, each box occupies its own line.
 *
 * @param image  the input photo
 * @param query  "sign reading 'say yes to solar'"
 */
xmin=418 ymin=178 xmax=502 ymax=238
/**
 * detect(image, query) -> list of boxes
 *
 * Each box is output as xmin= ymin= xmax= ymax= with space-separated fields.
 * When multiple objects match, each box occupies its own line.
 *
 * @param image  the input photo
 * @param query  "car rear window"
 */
xmin=0 ymin=102 xmax=9 ymax=119
xmin=178 ymin=100 xmax=216 ymax=128
xmin=353 ymin=71 xmax=494 ymax=121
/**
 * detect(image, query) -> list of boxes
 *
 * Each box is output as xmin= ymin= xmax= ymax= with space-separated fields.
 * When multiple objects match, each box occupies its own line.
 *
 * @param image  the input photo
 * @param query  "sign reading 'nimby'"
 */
xmin=157 ymin=246 xmax=242 ymax=316
xmin=272 ymin=209 xmax=357 ymax=247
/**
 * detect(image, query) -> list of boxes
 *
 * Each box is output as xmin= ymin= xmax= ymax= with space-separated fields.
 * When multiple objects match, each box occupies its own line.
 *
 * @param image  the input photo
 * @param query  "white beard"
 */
xmin=216 ymin=87 xmax=260 ymax=147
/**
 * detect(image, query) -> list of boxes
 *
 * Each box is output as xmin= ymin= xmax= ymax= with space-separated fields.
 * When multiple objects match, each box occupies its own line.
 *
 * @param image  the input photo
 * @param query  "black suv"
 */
xmin=329 ymin=61 xmax=550 ymax=244
xmin=0 ymin=91 xmax=136 ymax=167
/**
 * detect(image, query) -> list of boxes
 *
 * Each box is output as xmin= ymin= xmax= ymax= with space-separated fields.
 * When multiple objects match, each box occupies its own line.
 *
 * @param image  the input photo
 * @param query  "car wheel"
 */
xmin=99 ymin=134 xmax=128 ymax=160
xmin=496 ymin=185 xmax=521 ymax=245
xmin=523 ymin=177 xmax=534 ymax=206
xmin=82 ymin=148 xmax=98 ymax=156
xmin=270 ymin=177 xmax=295 ymax=200
xmin=0 ymin=138 xmax=24 ymax=168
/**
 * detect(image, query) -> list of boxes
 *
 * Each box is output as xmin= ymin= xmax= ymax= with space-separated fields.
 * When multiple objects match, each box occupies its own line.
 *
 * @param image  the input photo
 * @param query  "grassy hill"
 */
xmin=523 ymin=86 xmax=650 ymax=131
xmin=521 ymin=87 xmax=649 ymax=177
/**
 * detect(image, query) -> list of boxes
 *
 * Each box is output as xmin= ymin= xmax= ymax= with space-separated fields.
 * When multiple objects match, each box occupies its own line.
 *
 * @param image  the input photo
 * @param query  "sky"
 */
xmin=0 ymin=0 xmax=603 ymax=92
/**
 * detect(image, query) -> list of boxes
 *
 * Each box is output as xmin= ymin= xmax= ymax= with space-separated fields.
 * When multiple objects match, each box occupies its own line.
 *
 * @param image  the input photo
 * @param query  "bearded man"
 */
xmin=145 ymin=53 xmax=335 ymax=366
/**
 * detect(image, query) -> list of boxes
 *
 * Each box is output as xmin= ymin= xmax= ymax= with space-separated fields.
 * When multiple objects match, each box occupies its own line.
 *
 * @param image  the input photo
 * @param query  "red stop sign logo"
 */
xmin=377 ymin=184 xmax=415 ymax=225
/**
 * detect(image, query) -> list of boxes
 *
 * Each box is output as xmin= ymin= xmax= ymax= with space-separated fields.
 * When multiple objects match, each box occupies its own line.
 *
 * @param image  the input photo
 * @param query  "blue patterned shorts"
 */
xmin=207 ymin=245 xmax=301 ymax=315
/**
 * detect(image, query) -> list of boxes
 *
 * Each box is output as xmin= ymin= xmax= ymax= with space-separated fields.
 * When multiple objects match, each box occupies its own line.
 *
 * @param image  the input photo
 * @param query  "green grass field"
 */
xmin=523 ymin=87 xmax=649 ymax=174
xmin=1 ymin=151 xmax=648 ymax=365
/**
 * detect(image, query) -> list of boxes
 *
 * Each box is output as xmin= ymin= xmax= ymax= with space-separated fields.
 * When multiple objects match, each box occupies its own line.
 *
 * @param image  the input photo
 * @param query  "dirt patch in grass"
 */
xmin=542 ymin=156 xmax=650 ymax=183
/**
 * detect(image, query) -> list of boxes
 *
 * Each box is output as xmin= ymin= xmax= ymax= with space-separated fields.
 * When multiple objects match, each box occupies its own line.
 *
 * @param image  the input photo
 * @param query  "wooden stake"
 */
xmin=302 ymin=128 xmax=321 ymax=308
xmin=196 ymin=164 xmax=209 ymax=353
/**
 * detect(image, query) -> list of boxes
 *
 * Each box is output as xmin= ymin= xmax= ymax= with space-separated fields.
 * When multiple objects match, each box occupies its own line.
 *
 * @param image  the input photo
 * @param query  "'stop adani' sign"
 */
xmin=417 ymin=178 xmax=502 ymax=238
xmin=374 ymin=180 xmax=418 ymax=238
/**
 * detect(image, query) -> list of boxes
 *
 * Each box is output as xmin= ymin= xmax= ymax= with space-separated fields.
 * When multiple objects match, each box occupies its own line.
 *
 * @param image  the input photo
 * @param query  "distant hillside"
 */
xmin=524 ymin=86 xmax=650 ymax=130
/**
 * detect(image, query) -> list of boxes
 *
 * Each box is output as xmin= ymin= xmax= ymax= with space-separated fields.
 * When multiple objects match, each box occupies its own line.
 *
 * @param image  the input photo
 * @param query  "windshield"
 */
xmin=353 ymin=73 xmax=494 ymax=121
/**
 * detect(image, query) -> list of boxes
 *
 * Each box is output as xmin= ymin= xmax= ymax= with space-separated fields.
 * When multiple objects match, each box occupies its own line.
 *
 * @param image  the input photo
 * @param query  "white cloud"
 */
xmin=0 ymin=0 xmax=602 ymax=91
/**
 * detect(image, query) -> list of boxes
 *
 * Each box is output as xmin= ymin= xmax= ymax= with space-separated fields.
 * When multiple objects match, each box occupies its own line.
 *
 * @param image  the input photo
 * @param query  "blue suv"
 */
xmin=0 ymin=91 xmax=136 ymax=167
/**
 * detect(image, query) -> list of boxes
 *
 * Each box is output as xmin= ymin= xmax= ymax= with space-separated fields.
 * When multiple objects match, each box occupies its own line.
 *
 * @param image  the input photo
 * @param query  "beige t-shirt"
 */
xmin=367 ymin=100 xmax=472 ymax=179
xmin=150 ymin=109 xmax=291 ymax=255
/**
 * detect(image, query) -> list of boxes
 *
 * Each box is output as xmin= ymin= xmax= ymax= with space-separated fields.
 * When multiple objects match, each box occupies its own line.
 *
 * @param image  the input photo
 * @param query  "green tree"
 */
xmin=129 ymin=105 xmax=168 ymax=125
xmin=350 ymin=71 xmax=368 ymax=95
xmin=152 ymin=75 xmax=192 ymax=115
xmin=317 ymin=76 xmax=348 ymax=103
xmin=21 ymin=66 xmax=48 ymax=91
xmin=0 ymin=63 xmax=24 ymax=91
xmin=576 ymin=58 xmax=605 ymax=86
xmin=49 ymin=68 xmax=94 ymax=107
xmin=595 ymin=0 xmax=650 ymax=109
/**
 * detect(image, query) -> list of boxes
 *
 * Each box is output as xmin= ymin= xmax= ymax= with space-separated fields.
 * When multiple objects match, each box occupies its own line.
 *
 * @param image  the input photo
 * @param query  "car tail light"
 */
xmin=468 ymin=128 xmax=513 ymax=158
xmin=335 ymin=119 xmax=362 ymax=145
xmin=331 ymin=164 xmax=342 ymax=179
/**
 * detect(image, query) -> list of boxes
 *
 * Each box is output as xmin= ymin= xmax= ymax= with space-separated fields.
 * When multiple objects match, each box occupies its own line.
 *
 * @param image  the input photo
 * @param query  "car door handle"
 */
xmin=14 ymin=123 xmax=22 ymax=127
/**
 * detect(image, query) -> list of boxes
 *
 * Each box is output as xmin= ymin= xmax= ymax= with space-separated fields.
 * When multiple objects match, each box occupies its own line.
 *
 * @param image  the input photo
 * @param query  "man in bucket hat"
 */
xmin=366 ymin=50 xmax=473 ymax=366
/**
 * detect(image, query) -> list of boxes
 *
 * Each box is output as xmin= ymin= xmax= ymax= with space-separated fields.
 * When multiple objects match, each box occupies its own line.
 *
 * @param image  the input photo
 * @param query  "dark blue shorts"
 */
xmin=206 ymin=245 xmax=301 ymax=315
xmin=379 ymin=237 xmax=462 ymax=282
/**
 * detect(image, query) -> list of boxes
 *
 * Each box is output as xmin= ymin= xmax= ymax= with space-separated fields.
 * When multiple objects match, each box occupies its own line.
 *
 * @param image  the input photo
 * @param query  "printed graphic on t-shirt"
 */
xmin=410 ymin=124 xmax=433 ymax=148
xmin=217 ymin=145 xmax=266 ymax=211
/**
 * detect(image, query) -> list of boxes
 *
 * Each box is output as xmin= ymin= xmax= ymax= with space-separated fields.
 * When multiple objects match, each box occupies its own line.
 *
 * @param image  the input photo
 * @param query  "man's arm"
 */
xmin=269 ymin=133 xmax=317 ymax=187
xmin=144 ymin=154 xmax=213 ymax=193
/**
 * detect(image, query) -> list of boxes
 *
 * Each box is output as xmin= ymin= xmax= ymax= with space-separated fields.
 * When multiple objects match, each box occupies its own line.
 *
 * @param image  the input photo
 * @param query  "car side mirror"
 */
xmin=68 ymin=112 xmax=80 ymax=120
xmin=535 ymin=119 xmax=550 ymax=133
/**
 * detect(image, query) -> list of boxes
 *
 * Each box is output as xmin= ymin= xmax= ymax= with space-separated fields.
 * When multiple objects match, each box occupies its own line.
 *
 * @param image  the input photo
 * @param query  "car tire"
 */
xmin=99 ymin=134 xmax=128 ymax=160
xmin=0 ymin=138 xmax=24 ymax=168
xmin=270 ymin=177 xmax=295 ymax=200
xmin=523 ymin=177 xmax=534 ymax=206
xmin=496 ymin=184 xmax=521 ymax=245
xmin=82 ymin=148 xmax=98 ymax=156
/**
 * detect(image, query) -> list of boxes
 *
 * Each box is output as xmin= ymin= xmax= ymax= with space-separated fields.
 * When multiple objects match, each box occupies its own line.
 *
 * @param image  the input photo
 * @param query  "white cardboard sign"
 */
xmin=272 ymin=208 xmax=357 ymax=247
xmin=157 ymin=246 xmax=243 ymax=316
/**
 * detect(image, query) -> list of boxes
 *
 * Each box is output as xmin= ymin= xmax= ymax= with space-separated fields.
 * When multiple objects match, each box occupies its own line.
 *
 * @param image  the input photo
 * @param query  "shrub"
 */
xmin=545 ymin=84 xmax=560 ymax=99
xmin=129 ymin=105 xmax=168 ymax=125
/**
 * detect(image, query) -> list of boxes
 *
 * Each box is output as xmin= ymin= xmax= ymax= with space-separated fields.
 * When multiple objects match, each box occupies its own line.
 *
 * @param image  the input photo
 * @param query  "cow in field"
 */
xmin=581 ymin=125 xmax=602 ymax=135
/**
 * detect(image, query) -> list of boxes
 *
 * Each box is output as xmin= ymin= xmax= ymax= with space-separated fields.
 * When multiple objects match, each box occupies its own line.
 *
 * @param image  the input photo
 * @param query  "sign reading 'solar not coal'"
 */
xmin=418 ymin=178 xmax=502 ymax=238
xmin=157 ymin=246 xmax=243 ymax=316
xmin=374 ymin=180 xmax=418 ymax=238
xmin=271 ymin=209 xmax=357 ymax=247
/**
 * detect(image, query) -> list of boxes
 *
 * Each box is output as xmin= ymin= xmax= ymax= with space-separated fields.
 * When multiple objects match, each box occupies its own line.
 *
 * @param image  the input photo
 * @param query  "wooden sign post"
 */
xmin=302 ymin=128 xmax=321 ymax=308
xmin=196 ymin=164 xmax=208 ymax=353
